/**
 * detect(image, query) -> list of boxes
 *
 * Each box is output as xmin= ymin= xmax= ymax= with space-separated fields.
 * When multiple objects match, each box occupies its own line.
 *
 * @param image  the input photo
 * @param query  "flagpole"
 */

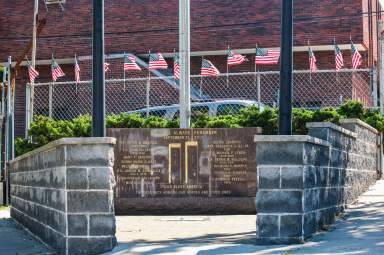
xmin=75 ymin=54 xmax=78 ymax=94
xmin=308 ymin=41 xmax=312 ymax=87
xmin=254 ymin=44 xmax=261 ymax=108
xmin=200 ymin=56 xmax=203 ymax=97
xmin=147 ymin=50 xmax=151 ymax=118
xmin=123 ymin=52 xmax=126 ymax=92
xmin=227 ymin=45 xmax=229 ymax=88
xmin=173 ymin=48 xmax=177 ymax=86
xmin=334 ymin=37 xmax=339 ymax=84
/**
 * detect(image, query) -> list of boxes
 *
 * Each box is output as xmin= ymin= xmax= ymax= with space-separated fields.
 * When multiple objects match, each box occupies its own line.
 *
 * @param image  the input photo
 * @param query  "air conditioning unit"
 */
xmin=44 ymin=0 xmax=66 ymax=11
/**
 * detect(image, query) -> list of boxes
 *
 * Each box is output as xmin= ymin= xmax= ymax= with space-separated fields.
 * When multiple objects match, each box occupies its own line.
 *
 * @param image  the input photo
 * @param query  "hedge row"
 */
xmin=16 ymin=101 xmax=384 ymax=156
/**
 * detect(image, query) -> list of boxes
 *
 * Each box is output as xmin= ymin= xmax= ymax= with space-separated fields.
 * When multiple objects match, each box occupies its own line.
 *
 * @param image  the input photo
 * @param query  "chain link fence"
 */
xmin=28 ymin=69 xmax=374 ymax=121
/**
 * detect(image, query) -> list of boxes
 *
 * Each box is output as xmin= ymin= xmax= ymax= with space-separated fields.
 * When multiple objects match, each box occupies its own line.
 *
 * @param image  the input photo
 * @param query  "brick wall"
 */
xmin=2 ymin=0 xmax=380 ymax=137
xmin=0 ymin=0 xmax=375 ymax=60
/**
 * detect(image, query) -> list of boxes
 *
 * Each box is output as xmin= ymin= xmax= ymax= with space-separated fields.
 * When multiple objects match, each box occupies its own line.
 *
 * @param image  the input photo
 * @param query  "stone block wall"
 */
xmin=255 ymin=119 xmax=379 ymax=244
xmin=9 ymin=138 xmax=117 ymax=255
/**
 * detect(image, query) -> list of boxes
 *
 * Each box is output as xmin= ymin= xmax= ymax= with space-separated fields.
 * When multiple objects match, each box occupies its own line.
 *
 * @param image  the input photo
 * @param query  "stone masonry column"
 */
xmin=254 ymin=135 xmax=330 ymax=244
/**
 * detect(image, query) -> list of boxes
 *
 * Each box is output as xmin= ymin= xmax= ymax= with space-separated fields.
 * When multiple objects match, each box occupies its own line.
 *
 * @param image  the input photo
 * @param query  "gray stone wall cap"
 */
xmin=340 ymin=118 xmax=379 ymax=134
xmin=254 ymin=135 xmax=330 ymax=147
xmin=306 ymin=122 xmax=358 ymax=138
xmin=11 ymin=137 xmax=116 ymax=163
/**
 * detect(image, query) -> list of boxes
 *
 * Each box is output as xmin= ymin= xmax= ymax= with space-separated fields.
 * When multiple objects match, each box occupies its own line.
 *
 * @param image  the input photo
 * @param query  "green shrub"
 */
xmin=106 ymin=113 xmax=145 ymax=128
xmin=293 ymin=108 xmax=314 ymax=134
xmin=312 ymin=107 xmax=340 ymax=124
xmin=338 ymin=100 xmax=365 ymax=119
xmin=15 ymin=138 xmax=40 ymax=157
xmin=15 ymin=101 xmax=384 ymax=157
xmin=72 ymin=115 xmax=92 ymax=137
xmin=363 ymin=109 xmax=384 ymax=132
xmin=239 ymin=106 xmax=278 ymax=134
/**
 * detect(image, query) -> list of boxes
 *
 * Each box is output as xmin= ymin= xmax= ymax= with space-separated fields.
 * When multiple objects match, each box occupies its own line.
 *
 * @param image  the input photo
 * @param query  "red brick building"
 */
xmin=0 ymin=0 xmax=383 ymax=136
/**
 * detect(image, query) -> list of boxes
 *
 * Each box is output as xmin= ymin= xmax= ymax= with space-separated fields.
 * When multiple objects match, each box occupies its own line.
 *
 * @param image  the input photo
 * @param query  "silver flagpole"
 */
xmin=200 ymin=56 xmax=203 ymax=97
xmin=147 ymin=50 xmax=151 ymax=118
xmin=227 ymin=45 xmax=229 ymax=88
xmin=123 ymin=52 xmax=126 ymax=92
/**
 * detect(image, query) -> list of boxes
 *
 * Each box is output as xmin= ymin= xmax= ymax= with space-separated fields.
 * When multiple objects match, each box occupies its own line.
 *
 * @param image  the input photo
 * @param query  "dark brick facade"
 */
xmin=0 ymin=0 xmax=382 ymax=137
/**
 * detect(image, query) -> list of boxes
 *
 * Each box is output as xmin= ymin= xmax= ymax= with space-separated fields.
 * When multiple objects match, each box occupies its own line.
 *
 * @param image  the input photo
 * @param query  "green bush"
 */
xmin=292 ymin=108 xmax=314 ymax=134
xmin=338 ymin=100 xmax=365 ymax=119
xmin=192 ymin=114 xmax=240 ymax=128
xmin=240 ymin=107 xmax=278 ymax=134
xmin=312 ymin=107 xmax=340 ymax=124
xmin=15 ymin=101 xmax=384 ymax=157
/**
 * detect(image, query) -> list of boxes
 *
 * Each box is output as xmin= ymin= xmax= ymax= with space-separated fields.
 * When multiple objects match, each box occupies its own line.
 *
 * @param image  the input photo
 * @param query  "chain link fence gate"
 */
xmin=27 ymin=69 xmax=374 ymax=125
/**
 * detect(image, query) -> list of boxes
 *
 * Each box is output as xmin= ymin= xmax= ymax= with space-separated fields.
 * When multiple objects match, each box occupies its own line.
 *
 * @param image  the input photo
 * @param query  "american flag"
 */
xmin=255 ymin=48 xmax=280 ymax=65
xmin=149 ymin=53 xmax=168 ymax=70
xmin=27 ymin=61 xmax=39 ymax=84
xmin=334 ymin=44 xmax=344 ymax=71
xmin=124 ymin=55 xmax=141 ymax=71
xmin=174 ymin=55 xmax=180 ymax=80
xmin=74 ymin=56 xmax=80 ymax=83
xmin=104 ymin=62 xmax=110 ymax=72
xmin=227 ymin=48 xmax=246 ymax=66
xmin=351 ymin=42 xmax=362 ymax=69
xmin=201 ymin=59 xmax=220 ymax=77
xmin=308 ymin=47 xmax=317 ymax=72
xmin=51 ymin=56 xmax=65 ymax=82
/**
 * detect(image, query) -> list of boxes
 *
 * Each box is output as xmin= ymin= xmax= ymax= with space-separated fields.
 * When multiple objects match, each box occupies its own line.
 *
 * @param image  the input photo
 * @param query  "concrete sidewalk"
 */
xmin=0 ymin=180 xmax=383 ymax=255
xmin=0 ymin=208 xmax=54 ymax=255
xmin=107 ymin=180 xmax=384 ymax=255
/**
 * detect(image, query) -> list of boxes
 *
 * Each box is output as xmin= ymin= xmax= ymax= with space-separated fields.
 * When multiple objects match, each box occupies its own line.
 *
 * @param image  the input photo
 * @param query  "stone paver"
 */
xmin=0 ymin=208 xmax=54 ymax=255
xmin=106 ymin=180 xmax=384 ymax=255
xmin=1 ymin=180 xmax=383 ymax=255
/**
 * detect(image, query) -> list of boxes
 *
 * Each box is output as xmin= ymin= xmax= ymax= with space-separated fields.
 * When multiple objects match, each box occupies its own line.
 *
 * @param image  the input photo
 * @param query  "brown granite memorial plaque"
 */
xmin=107 ymin=128 xmax=261 ymax=214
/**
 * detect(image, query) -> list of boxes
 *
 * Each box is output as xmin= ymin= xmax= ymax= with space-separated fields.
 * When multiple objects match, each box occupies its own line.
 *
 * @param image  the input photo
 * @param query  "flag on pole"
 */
xmin=334 ymin=43 xmax=344 ymax=71
xmin=308 ymin=47 xmax=317 ymax=72
xmin=201 ymin=59 xmax=220 ymax=77
xmin=174 ymin=55 xmax=180 ymax=80
xmin=227 ymin=48 xmax=246 ymax=66
xmin=255 ymin=48 xmax=280 ymax=65
xmin=124 ymin=54 xmax=141 ymax=71
xmin=74 ymin=56 xmax=80 ymax=83
xmin=51 ymin=55 xmax=65 ymax=82
xmin=27 ymin=60 xmax=39 ymax=84
xmin=104 ymin=62 xmax=110 ymax=72
xmin=351 ymin=41 xmax=362 ymax=69
xmin=149 ymin=53 xmax=168 ymax=70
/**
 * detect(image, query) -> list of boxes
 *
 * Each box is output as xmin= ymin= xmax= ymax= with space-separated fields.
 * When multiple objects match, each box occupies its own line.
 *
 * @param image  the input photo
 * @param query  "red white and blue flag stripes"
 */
xmin=227 ymin=48 xmax=246 ymax=66
xmin=334 ymin=43 xmax=344 ymax=71
xmin=201 ymin=59 xmax=220 ymax=77
xmin=124 ymin=54 xmax=141 ymax=71
xmin=51 ymin=55 xmax=65 ymax=82
xmin=351 ymin=42 xmax=362 ymax=69
xmin=149 ymin=53 xmax=168 ymax=70
xmin=74 ymin=56 xmax=80 ymax=83
xmin=308 ymin=47 xmax=317 ymax=72
xmin=174 ymin=55 xmax=180 ymax=80
xmin=27 ymin=60 xmax=39 ymax=84
xmin=255 ymin=48 xmax=280 ymax=65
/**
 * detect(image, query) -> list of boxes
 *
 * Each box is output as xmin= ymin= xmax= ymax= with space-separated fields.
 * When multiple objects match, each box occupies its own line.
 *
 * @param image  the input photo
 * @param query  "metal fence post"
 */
xmin=179 ymin=0 xmax=191 ymax=128
xmin=48 ymin=83 xmax=53 ymax=118
xmin=25 ymin=84 xmax=31 ymax=137
xmin=372 ymin=67 xmax=378 ymax=107
xmin=257 ymin=73 xmax=261 ymax=109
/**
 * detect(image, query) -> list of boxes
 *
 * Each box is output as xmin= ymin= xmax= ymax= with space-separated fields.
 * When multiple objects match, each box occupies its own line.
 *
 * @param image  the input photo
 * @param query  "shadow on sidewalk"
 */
xmin=107 ymin=200 xmax=384 ymax=255
xmin=0 ymin=216 xmax=55 ymax=255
